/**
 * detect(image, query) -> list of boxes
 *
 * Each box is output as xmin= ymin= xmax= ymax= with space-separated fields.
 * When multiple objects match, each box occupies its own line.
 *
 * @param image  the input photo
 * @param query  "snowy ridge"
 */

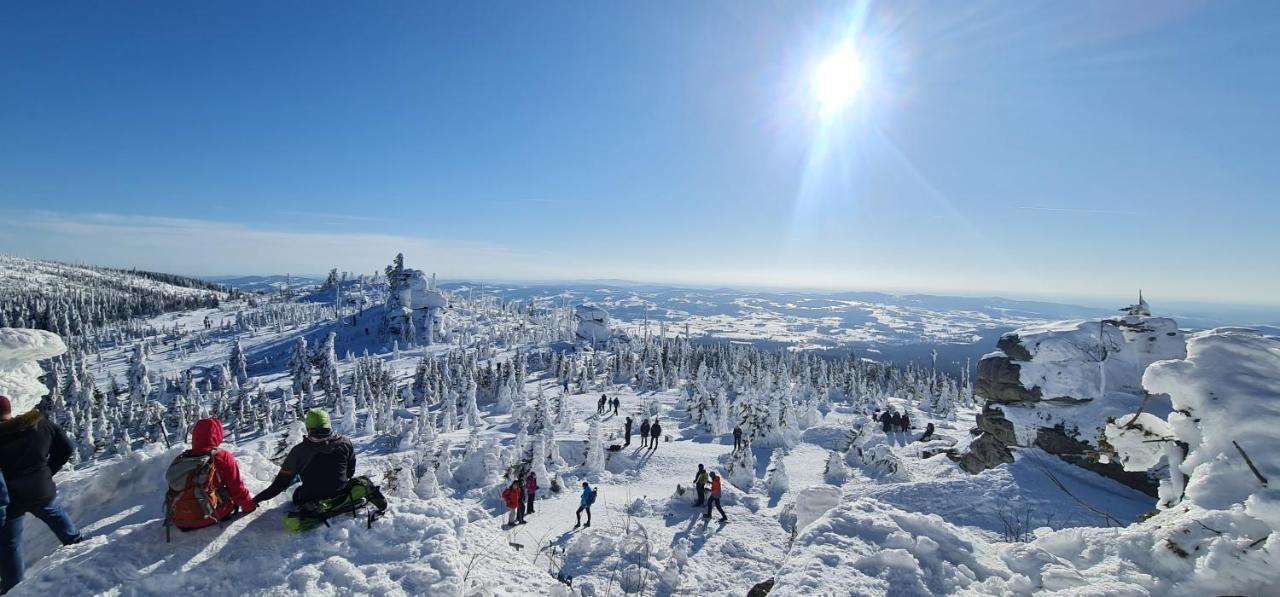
xmin=0 ymin=254 xmax=230 ymax=334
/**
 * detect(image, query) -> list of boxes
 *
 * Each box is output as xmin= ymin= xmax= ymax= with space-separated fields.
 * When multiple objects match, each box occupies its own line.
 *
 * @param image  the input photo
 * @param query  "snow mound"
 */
xmin=773 ymin=498 xmax=1008 ymax=596
xmin=0 ymin=327 xmax=66 ymax=414
xmin=1143 ymin=327 xmax=1280 ymax=512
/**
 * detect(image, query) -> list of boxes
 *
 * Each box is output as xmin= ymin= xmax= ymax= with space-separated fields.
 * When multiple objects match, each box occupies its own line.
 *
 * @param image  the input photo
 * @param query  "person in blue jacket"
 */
xmin=574 ymin=482 xmax=594 ymax=528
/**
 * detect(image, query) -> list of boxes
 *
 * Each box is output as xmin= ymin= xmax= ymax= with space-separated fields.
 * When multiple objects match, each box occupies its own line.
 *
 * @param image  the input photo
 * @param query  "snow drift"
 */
xmin=0 ymin=328 xmax=66 ymax=414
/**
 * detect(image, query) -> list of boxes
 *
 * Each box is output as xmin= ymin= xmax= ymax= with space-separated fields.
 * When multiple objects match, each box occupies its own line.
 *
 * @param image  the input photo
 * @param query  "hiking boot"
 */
xmin=583 ymin=522 xmax=591 ymax=528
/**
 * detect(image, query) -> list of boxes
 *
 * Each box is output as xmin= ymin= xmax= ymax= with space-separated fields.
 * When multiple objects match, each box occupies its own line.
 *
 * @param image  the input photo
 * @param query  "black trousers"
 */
xmin=706 ymin=496 xmax=726 ymax=520
xmin=695 ymin=485 xmax=706 ymax=506
xmin=576 ymin=505 xmax=591 ymax=524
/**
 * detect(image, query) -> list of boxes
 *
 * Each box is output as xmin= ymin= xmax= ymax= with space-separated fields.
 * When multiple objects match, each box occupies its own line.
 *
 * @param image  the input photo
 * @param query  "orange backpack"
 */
xmin=163 ymin=449 xmax=222 ymax=541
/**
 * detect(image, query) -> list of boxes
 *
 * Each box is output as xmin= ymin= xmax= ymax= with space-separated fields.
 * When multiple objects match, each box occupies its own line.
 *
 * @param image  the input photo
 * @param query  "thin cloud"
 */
xmin=0 ymin=210 xmax=540 ymax=278
xmin=274 ymin=210 xmax=393 ymax=223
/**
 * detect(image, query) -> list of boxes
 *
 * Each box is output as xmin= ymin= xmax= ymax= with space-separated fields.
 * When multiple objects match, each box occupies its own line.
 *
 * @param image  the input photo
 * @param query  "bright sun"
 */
xmin=812 ymin=43 xmax=864 ymax=115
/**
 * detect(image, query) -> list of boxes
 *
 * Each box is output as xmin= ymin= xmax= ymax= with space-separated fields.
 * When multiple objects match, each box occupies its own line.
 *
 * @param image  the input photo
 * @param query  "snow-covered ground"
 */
xmin=4 ymin=289 xmax=1277 ymax=596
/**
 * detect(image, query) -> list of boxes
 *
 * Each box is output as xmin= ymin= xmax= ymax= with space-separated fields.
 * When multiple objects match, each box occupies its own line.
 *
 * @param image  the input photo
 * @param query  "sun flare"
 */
xmin=812 ymin=43 xmax=864 ymax=115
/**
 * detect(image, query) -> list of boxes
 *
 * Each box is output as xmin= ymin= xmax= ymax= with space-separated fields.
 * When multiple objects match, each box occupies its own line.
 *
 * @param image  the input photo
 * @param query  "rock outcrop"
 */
xmin=953 ymin=302 xmax=1187 ymax=496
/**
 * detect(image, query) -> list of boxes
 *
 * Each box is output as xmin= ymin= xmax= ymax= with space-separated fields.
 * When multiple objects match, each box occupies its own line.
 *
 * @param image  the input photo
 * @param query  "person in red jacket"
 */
xmin=174 ymin=418 xmax=256 ymax=530
xmin=501 ymin=480 xmax=523 ymax=527
xmin=704 ymin=471 xmax=727 ymax=522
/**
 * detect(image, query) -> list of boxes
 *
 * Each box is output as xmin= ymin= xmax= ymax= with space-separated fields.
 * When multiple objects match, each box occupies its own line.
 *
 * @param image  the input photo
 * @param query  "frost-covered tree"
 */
xmin=127 ymin=344 xmax=150 ymax=407
xmin=824 ymin=450 xmax=847 ymax=484
xmin=288 ymin=337 xmax=314 ymax=396
xmin=229 ymin=339 xmax=248 ymax=386
xmin=317 ymin=332 xmax=340 ymax=402
xmin=581 ymin=415 xmax=605 ymax=474
xmin=766 ymin=450 xmax=789 ymax=493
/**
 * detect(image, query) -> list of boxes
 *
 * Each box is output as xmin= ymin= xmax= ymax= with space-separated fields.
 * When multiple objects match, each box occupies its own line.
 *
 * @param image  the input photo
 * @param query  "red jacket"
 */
xmin=525 ymin=474 xmax=538 ymax=495
xmin=179 ymin=419 xmax=255 ymax=529
xmin=501 ymin=485 xmax=521 ymax=509
xmin=710 ymin=475 xmax=721 ymax=496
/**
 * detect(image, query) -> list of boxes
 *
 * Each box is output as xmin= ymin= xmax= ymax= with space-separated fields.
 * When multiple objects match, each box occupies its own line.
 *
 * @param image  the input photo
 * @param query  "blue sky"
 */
xmin=1 ymin=1 xmax=1277 ymax=305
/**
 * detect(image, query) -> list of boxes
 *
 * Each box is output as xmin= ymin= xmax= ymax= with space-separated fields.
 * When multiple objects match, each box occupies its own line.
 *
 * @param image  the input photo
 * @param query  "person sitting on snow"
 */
xmin=918 ymin=422 xmax=935 ymax=442
xmin=253 ymin=409 xmax=357 ymax=507
xmin=166 ymin=418 xmax=256 ymax=532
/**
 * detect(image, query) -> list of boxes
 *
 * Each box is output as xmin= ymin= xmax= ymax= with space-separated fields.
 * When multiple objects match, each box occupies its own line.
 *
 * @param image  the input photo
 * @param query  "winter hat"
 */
xmin=305 ymin=409 xmax=331 ymax=430
xmin=0 ymin=395 xmax=10 ymax=417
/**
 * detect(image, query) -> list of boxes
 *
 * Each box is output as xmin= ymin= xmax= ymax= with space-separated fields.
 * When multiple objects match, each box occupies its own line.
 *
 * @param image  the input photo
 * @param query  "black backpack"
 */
xmin=588 ymin=488 xmax=598 ymax=505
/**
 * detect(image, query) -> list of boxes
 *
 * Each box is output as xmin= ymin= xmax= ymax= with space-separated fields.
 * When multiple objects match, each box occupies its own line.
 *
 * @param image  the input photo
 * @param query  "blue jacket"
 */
xmin=579 ymin=486 xmax=592 ymax=507
xmin=1 ymin=468 xmax=9 ymax=522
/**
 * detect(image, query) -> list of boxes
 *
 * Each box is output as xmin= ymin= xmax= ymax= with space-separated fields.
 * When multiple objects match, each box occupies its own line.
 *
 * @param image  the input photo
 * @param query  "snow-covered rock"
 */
xmin=0 ymin=328 xmax=66 ymax=414
xmin=958 ymin=305 xmax=1187 ymax=495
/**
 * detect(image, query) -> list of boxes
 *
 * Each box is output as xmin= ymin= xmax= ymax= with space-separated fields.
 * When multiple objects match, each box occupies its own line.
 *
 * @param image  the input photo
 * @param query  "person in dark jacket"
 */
xmin=918 ymin=422 xmax=935 ymax=442
xmin=900 ymin=412 xmax=912 ymax=433
xmin=523 ymin=470 xmax=538 ymax=516
xmin=881 ymin=411 xmax=893 ymax=433
xmin=0 ymin=396 xmax=83 ymax=594
xmin=623 ymin=417 xmax=633 ymax=447
xmin=252 ymin=409 xmax=356 ymax=506
xmin=639 ymin=419 xmax=651 ymax=449
xmin=597 ymin=395 xmax=607 ymax=413
xmin=611 ymin=397 xmax=620 ymax=416
xmin=649 ymin=419 xmax=662 ymax=451
xmin=173 ymin=418 xmax=256 ymax=530
xmin=733 ymin=426 xmax=743 ymax=451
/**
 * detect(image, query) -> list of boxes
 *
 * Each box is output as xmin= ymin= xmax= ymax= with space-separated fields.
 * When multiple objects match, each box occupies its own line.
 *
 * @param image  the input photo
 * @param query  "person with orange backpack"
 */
xmin=163 ymin=418 xmax=256 ymax=539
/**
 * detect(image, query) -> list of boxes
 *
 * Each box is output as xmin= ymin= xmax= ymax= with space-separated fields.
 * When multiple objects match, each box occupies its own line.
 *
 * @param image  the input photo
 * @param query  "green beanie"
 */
xmin=305 ymin=409 xmax=331 ymax=430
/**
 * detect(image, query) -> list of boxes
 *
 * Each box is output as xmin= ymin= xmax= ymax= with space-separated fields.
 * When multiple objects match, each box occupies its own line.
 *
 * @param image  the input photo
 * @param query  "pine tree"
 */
xmin=288 ymin=337 xmax=314 ymax=397
xmin=229 ymin=339 xmax=248 ymax=385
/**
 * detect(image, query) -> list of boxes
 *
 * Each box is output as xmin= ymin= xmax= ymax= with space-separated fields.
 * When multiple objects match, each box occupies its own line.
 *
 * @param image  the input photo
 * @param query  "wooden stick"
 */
xmin=1233 ymin=441 xmax=1269 ymax=487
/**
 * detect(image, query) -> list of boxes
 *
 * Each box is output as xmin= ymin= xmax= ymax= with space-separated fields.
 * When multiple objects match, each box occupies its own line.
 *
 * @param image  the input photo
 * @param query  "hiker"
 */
xmin=639 ymin=419 xmax=651 ymax=449
xmin=693 ymin=464 xmax=709 ymax=507
xmin=253 ymin=409 xmax=357 ymax=507
xmin=704 ymin=472 xmax=727 ymax=522
xmin=733 ymin=425 xmax=743 ymax=451
xmin=649 ymin=419 xmax=662 ymax=450
xmin=918 ymin=422 xmax=935 ymax=442
xmin=524 ymin=470 xmax=538 ymax=515
xmin=623 ymin=417 xmax=633 ymax=446
xmin=598 ymin=395 xmax=607 ymax=413
xmin=501 ymin=480 xmax=523 ymax=527
xmin=884 ymin=411 xmax=898 ymax=433
xmin=0 ymin=395 xmax=83 ymax=594
xmin=165 ymin=418 xmax=256 ymax=534
xmin=611 ymin=397 xmax=620 ymax=416
xmin=574 ymin=482 xmax=595 ymax=528
xmin=901 ymin=412 xmax=912 ymax=433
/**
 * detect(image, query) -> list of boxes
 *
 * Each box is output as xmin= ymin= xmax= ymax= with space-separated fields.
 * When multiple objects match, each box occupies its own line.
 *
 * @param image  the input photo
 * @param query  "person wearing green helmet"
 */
xmin=253 ymin=409 xmax=356 ymax=506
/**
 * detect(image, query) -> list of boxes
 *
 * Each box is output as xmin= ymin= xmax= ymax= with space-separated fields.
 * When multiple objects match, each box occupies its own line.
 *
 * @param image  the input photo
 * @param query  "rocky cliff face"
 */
xmin=953 ymin=314 xmax=1187 ymax=495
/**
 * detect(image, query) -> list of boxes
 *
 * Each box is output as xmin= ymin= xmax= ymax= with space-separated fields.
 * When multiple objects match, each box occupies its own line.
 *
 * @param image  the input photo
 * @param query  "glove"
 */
xmin=242 ymin=500 xmax=258 ymax=514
